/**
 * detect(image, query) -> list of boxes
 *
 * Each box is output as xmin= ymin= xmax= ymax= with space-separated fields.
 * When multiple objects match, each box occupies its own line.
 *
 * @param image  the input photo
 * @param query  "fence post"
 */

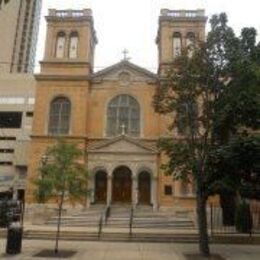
xmin=129 ymin=207 xmax=133 ymax=237
xmin=210 ymin=203 xmax=213 ymax=237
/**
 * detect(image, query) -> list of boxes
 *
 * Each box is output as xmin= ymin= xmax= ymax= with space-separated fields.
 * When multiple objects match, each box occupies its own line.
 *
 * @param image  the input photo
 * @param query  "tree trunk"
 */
xmin=196 ymin=192 xmax=210 ymax=256
xmin=54 ymin=192 xmax=65 ymax=254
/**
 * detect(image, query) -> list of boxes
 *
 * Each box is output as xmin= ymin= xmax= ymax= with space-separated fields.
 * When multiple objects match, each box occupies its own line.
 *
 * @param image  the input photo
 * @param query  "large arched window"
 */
xmin=106 ymin=95 xmax=140 ymax=137
xmin=48 ymin=97 xmax=71 ymax=135
xmin=176 ymin=100 xmax=198 ymax=135
xmin=55 ymin=31 xmax=66 ymax=58
xmin=68 ymin=31 xmax=79 ymax=59
xmin=173 ymin=32 xmax=182 ymax=58
xmin=186 ymin=32 xmax=195 ymax=57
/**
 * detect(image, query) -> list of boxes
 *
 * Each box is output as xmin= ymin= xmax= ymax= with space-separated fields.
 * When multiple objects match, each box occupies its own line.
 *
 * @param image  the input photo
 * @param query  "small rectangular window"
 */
xmin=0 ymin=137 xmax=16 ymax=141
xmin=0 ymin=112 xmax=22 ymax=128
xmin=0 ymin=162 xmax=13 ymax=166
xmin=0 ymin=149 xmax=14 ymax=153
xmin=164 ymin=185 xmax=173 ymax=195
xmin=26 ymin=112 xmax=34 ymax=117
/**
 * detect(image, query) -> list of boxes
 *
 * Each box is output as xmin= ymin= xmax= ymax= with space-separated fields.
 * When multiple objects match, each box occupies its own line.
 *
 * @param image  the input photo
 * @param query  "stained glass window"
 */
xmin=56 ymin=32 xmax=66 ymax=58
xmin=173 ymin=32 xmax=182 ymax=58
xmin=48 ymin=97 xmax=71 ymax=135
xmin=106 ymin=95 xmax=140 ymax=137
xmin=69 ymin=32 xmax=79 ymax=58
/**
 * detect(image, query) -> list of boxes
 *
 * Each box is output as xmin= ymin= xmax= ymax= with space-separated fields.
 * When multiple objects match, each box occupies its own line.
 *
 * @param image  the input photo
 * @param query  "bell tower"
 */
xmin=156 ymin=9 xmax=207 ymax=75
xmin=41 ymin=9 xmax=97 ymax=75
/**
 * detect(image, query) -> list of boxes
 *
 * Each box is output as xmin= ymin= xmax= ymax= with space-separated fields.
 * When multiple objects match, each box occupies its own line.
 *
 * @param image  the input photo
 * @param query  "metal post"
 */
xmin=210 ymin=203 xmax=213 ymax=237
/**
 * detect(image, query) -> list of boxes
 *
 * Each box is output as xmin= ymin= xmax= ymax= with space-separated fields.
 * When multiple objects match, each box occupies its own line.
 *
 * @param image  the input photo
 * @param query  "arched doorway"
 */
xmin=95 ymin=171 xmax=107 ymax=203
xmin=112 ymin=166 xmax=132 ymax=203
xmin=138 ymin=172 xmax=151 ymax=205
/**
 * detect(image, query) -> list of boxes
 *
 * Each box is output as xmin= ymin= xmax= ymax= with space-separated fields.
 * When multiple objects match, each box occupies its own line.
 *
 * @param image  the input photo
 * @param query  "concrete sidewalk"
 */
xmin=1 ymin=239 xmax=260 ymax=260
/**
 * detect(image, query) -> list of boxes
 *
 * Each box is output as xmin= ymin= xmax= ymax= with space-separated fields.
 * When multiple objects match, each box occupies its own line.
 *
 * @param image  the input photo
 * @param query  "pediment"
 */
xmin=87 ymin=135 xmax=157 ymax=154
xmin=91 ymin=60 xmax=157 ymax=84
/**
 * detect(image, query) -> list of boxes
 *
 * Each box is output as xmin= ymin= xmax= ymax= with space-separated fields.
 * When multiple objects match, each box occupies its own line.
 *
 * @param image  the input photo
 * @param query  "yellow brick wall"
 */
xmin=32 ymin=80 xmax=90 ymax=137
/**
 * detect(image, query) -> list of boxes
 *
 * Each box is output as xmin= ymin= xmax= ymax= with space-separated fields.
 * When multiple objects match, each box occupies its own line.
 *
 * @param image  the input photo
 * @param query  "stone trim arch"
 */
xmin=91 ymin=166 xmax=108 ymax=176
xmin=136 ymin=166 xmax=153 ymax=176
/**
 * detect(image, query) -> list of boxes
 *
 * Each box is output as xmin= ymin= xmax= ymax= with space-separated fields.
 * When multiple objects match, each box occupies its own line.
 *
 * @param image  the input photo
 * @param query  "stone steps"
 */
xmin=44 ymin=205 xmax=195 ymax=231
xmin=45 ymin=206 xmax=105 ymax=227
xmin=21 ymin=230 xmax=200 ymax=243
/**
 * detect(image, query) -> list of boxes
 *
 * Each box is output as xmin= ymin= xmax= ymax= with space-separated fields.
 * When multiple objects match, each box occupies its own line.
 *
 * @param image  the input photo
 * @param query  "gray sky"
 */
xmin=36 ymin=0 xmax=260 ymax=72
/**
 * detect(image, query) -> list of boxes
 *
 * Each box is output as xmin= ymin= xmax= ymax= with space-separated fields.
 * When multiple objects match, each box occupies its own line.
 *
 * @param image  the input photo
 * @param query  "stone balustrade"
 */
xmin=48 ymin=9 xmax=92 ymax=18
xmin=160 ymin=9 xmax=205 ymax=18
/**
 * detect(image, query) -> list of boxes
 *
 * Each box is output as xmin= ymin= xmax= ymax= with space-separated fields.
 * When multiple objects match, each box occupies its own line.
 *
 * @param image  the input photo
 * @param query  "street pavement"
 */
xmin=0 ymin=239 xmax=260 ymax=259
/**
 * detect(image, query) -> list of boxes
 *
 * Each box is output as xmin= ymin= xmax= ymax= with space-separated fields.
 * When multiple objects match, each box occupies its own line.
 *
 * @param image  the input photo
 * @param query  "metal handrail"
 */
xmin=129 ymin=206 xmax=134 ymax=236
xmin=98 ymin=214 xmax=103 ymax=239
xmin=105 ymin=205 xmax=111 ymax=224
xmin=98 ymin=205 xmax=111 ymax=238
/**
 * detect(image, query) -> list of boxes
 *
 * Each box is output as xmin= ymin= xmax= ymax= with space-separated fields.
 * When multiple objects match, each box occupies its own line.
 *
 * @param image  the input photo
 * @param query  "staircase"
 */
xmin=133 ymin=206 xmax=194 ymax=230
xmin=45 ymin=205 xmax=105 ymax=227
xmin=105 ymin=205 xmax=131 ymax=228
xmin=20 ymin=205 xmax=198 ymax=243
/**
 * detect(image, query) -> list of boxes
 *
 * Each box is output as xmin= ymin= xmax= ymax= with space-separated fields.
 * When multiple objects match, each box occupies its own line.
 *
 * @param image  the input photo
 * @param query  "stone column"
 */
xmin=132 ymin=175 xmax=138 ymax=208
xmin=152 ymin=176 xmax=158 ymax=211
xmin=88 ymin=175 xmax=95 ymax=208
xmin=107 ymin=174 xmax=112 ymax=206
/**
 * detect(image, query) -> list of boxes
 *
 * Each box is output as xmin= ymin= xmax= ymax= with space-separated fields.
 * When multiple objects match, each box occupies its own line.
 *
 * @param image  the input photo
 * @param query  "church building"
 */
xmin=26 ymin=8 xmax=207 ymax=209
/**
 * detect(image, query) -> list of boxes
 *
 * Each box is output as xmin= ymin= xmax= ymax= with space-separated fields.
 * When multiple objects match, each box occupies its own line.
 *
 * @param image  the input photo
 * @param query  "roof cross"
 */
xmin=122 ymin=49 xmax=130 ymax=61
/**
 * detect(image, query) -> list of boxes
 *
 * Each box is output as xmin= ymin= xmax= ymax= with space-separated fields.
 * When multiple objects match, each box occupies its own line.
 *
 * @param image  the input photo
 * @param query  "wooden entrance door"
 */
xmin=95 ymin=171 xmax=107 ymax=203
xmin=138 ymin=172 xmax=151 ymax=205
xmin=112 ymin=166 xmax=132 ymax=203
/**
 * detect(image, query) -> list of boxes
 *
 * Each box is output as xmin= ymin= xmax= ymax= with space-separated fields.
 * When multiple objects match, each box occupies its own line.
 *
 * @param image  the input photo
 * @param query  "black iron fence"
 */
xmin=209 ymin=202 xmax=260 ymax=236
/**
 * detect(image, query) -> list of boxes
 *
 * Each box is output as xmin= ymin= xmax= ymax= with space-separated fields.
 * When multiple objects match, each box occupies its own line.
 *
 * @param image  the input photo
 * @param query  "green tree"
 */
xmin=209 ymin=134 xmax=260 ymax=200
xmin=154 ymin=13 xmax=259 ymax=256
xmin=34 ymin=139 xmax=89 ymax=254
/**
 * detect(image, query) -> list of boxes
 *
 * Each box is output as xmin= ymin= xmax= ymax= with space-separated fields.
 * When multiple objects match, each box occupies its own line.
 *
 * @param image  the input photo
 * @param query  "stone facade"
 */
xmin=26 ymin=8 xmax=215 ymax=209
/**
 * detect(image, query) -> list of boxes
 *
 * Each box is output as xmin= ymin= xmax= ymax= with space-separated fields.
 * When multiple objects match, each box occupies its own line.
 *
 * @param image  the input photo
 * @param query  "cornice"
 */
xmin=31 ymin=135 xmax=88 ymax=140
xmin=34 ymin=74 xmax=90 ymax=81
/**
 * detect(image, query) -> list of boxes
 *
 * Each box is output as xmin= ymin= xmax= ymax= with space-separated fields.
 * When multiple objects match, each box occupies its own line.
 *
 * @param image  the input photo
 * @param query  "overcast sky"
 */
xmin=36 ymin=0 xmax=260 ymax=72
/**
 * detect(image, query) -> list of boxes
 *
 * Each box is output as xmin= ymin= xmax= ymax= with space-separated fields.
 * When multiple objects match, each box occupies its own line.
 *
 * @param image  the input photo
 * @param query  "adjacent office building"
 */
xmin=0 ymin=0 xmax=42 ymax=73
xmin=0 ymin=74 xmax=35 ymax=201
xmin=0 ymin=0 xmax=40 ymax=199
